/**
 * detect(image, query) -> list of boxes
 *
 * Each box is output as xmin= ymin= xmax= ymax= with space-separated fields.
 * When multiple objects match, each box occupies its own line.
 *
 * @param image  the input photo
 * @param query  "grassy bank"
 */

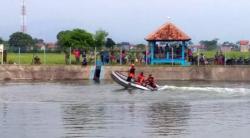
xmin=5 ymin=51 xmax=250 ymax=65
xmin=197 ymin=51 xmax=250 ymax=58
xmin=7 ymin=53 xmax=97 ymax=65
xmin=7 ymin=53 xmax=65 ymax=64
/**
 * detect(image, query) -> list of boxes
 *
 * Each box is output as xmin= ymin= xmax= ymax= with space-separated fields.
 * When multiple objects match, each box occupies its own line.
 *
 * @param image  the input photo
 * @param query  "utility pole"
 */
xmin=21 ymin=0 xmax=27 ymax=33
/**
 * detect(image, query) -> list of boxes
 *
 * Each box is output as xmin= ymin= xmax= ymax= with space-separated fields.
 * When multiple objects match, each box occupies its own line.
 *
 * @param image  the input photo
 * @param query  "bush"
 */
xmin=8 ymin=59 xmax=14 ymax=64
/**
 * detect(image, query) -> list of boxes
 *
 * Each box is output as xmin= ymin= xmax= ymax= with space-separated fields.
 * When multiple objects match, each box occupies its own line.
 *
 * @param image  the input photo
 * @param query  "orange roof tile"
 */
xmin=239 ymin=40 xmax=249 ymax=45
xmin=146 ymin=22 xmax=191 ymax=41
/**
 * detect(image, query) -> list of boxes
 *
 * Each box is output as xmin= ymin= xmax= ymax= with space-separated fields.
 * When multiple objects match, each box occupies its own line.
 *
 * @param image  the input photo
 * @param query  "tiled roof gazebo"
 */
xmin=145 ymin=22 xmax=191 ymax=65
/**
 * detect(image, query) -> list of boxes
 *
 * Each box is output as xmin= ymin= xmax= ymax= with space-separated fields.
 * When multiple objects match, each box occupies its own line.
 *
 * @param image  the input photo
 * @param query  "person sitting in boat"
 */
xmin=137 ymin=72 xmax=145 ymax=85
xmin=127 ymin=64 xmax=136 ymax=82
xmin=146 ymin=74 xmax=157 ymax=88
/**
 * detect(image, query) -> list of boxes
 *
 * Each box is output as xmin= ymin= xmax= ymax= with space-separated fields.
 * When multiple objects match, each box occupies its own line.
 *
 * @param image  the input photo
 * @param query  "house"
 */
xmin=35 ymin=43 xmax=46 ymax=50
xmin=220 ymin=42 xmax=234 ymax=52
xmin=117 ymin=42 xmax=135 ymax=50
xmin=220 ymin=46 xmax=232 ymax=52
xmin=46 ymin=43 xmax=58 ymax=51
xmin=239 ymin=40 xmax=249 ymax=52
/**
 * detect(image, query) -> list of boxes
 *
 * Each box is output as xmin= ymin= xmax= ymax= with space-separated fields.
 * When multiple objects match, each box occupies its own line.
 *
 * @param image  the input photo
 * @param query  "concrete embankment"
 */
xmin=0 ymin=65 xmax=250 ymax=81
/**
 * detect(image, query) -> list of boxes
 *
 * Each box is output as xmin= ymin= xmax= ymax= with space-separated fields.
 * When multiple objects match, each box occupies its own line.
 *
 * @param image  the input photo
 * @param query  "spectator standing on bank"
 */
xmin=73 ymin=49 xmax=80 ymax=64
xmin=82 ymin=49 xmax=87 ymax=66
xmin=214 ymin=51 xmax=219 ymax=65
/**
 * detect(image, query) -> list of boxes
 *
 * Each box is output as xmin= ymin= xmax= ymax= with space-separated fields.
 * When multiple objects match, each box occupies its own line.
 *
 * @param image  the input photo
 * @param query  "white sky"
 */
xmin=1 ymin=0 xmax=250 ymax=44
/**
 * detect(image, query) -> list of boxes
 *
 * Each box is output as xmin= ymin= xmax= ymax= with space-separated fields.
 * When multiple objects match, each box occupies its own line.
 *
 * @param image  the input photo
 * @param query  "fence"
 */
xmin=0 ymin=44 xmax=3 ymax=64
xmin=3 ymin=47 xmax=148 ymax=65
xmin=1 ymin=46 xmax=250 ymax=66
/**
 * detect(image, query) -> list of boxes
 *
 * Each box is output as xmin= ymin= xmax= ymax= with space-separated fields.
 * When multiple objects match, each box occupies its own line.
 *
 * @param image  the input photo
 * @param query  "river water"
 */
xmin=0 ymin=81 xmax=250 ymax=138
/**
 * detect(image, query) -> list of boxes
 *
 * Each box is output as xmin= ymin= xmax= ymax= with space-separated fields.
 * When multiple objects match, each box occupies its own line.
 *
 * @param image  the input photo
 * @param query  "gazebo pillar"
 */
xmin=181 ymin=41 xmax=188 ymax=65
xmin=149 ymin=41 xmax=155 ymax=65
xmin=181 ymin=41 xmax=185 ymax=62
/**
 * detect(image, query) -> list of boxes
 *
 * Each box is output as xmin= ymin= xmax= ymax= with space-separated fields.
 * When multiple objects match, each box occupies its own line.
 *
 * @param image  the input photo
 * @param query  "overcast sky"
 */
xmin=1 ymin=0 xmax=250 ymax=44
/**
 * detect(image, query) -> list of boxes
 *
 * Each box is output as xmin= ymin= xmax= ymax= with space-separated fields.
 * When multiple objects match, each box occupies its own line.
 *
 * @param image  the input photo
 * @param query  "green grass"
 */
xmin=197 ymin=51 xmax=250 ymax=59
xmin=7 ymin=53 xmax=98 ymax=65
xmin=7 ymin=53 xmax=66 ymax=64
xmin=5 ymin=51 xmax=250 ymax=65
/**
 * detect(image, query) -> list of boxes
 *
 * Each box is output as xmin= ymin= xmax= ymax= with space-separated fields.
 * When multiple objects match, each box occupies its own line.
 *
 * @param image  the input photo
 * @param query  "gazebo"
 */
xmin=145 ymin=22 xmax=191 ymax=66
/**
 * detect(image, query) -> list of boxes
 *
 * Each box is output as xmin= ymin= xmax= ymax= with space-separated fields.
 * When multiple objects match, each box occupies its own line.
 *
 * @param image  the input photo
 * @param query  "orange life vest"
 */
xmin=137 ymin=74 xmax=145 ymax=85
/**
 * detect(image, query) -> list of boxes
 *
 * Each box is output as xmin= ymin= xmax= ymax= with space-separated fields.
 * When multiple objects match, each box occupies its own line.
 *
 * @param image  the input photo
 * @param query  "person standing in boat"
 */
xmin=127 ymin=64 xmax=136 ymax=82
xmin=137 ymin=72 xmax=145 ymax=86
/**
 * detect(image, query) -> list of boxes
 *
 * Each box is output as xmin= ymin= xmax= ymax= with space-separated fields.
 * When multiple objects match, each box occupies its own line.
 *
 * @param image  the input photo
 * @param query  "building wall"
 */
xmin=220 ymin=47 xmax=232 ymax=52
xmin=240 ymin=45 xmax=249 ymax=52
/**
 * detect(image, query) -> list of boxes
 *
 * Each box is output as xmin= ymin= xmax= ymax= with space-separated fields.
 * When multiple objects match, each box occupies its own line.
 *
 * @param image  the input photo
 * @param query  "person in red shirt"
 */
xmin=127 ymin=64 xmax=135 ymax=82
xmin=137 ymin=72 xmax=145 ymax=85
xmin=73 ymin=49 xmax=81 ymax=64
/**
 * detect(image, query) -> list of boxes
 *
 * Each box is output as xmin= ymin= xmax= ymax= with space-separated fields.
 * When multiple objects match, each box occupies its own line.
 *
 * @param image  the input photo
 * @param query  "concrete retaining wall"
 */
xmin=0 ymin=65 xmax=250 ymax=81
xmin=104 ymin=66 xmax=250 ymax=81
xmin=0 ymin=65 xmax=91 ymax=81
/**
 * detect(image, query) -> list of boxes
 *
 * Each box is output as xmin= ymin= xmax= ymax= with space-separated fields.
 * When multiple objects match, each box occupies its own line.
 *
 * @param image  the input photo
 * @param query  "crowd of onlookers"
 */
xmin=154 ymin=44 xmax=183 ymax=59
xmin=69 ymin=48 xmax=250 ymax=66
xmin=2 ymin=46 xmax=249 ymax=66
xmin=188 ymin=51 xmax=250 ymax=65
xmin=70 ymin=49 xmax=148 ymax=65
xmin=71 ymin=49 xmax=88 ymax=65
xmin=188 ymin=51 xmax=226 ymax=65
xmin=100 ymin=50 xmax=148 ymax=65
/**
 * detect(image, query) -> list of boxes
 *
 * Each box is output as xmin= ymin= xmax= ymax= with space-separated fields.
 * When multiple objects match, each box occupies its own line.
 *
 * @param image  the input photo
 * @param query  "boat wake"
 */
xmin=158 ymin=85 xmax=250 ymax=95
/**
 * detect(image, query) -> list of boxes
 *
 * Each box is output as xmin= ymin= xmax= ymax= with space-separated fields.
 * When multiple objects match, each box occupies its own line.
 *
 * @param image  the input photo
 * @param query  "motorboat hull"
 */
xmin=111 ymin=71 xmax=158 ymax=91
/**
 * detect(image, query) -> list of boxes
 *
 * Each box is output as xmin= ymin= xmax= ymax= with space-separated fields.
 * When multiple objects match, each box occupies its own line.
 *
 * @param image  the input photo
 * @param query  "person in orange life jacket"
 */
xmin=146 ymin=74 xmax=156 ymax=88
xmin=137 ymin=72 xmax=145 ymax=85
xmin=127 ymin=64 xmax=136 ymax=82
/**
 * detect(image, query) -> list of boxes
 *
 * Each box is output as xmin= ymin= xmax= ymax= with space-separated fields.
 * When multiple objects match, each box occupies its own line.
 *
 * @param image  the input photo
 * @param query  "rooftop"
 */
xmin=146 ymin=22 xmax=191 ymax=41
xmin=239 ymin=40 xmax=249 ymax=45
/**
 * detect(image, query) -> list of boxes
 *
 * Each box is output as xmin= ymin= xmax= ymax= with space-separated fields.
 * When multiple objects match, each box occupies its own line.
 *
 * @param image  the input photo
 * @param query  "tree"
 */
xmin=199 ymin=39 xmax=218 ymax=51
xmin=33 ymin=38 xmax=44 ymax=44
xmin=93 ymin=29 xmax=108 ymax=50
xmin=0 ymin=38 xmax=10 ymax=49
xmin=0 ymin=37 xmax=3 ymax=44
xmin=57 ymin=29 xmax=95 ymax=64
xmin=9 ymin=32 xmax=34 ymax=51
xmin=135 ymin=44 xmax=146 ymax=51
xmin=188 ymin=41 xmax=194 ymax=45
xmin=57 ymin=29 xmax=94 ymax=51
xmin=105 ymin=38 xmax=116 ymax=49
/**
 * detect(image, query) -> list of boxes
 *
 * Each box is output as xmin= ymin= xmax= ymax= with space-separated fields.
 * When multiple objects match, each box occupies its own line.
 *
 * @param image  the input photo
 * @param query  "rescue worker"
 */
xmin=146 ymin=74 xmax=156 ymax=88
xmin=127 ymin=64 xmax=136 ymax=82
xmin=137 ymin=72 xmax=145 ymax=85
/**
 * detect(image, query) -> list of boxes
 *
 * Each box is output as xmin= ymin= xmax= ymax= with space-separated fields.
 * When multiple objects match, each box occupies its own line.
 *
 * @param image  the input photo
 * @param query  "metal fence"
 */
xmin=2 ymin=47 xmax=148 ymax=65
xmin=1 ymin=46 xmax=250 ymax=66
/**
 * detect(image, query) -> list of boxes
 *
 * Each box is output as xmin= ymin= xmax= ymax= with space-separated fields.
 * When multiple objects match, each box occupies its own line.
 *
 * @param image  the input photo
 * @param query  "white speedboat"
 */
xmin=111 ymin=71 xmax=159 ymax=91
